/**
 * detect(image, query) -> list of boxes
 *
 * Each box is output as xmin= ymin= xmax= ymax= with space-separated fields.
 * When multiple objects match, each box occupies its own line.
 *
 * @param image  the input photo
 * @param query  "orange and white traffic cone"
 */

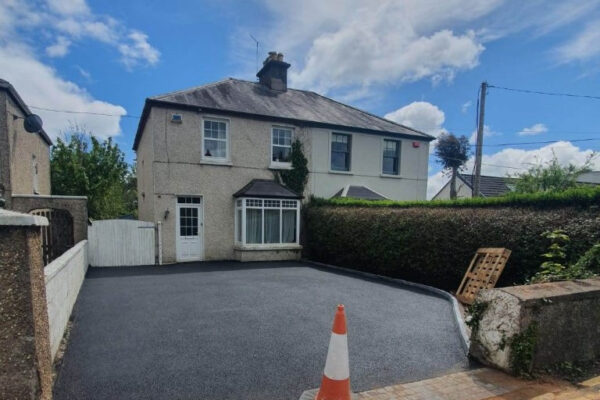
xmin=315 ymin=304 xmax=351 ymax=400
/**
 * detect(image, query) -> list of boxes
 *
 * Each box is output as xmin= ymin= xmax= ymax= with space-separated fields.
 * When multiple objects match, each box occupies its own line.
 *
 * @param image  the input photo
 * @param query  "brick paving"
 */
xmin=356 ymin=368 xmax=600 ymax=400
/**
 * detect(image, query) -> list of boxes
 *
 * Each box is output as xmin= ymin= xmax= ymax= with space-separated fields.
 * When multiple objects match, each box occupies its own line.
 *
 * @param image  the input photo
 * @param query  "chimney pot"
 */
xmin=277 ymin=52 xmax=284 ymax=61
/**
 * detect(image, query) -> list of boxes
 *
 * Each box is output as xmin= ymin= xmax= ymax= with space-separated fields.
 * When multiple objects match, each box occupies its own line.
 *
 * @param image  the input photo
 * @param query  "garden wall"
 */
xmin=44 ymin=240 xmax=88 ymax=360
xmin=470 ymin=278 xmax=600 ymax=374
xmin=303 ymin=204 xmax=600 ymax=290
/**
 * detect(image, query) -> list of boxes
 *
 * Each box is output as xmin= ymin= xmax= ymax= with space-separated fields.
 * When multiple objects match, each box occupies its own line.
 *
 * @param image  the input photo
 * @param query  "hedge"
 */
xmin=309 ymin=185 xmax=600 ymax=209
xmin=303 ymin=203 xmax=600 ymax=291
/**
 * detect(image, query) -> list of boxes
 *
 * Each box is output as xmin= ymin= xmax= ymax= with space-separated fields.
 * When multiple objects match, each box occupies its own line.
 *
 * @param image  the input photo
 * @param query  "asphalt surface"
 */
xmin=53 ymin=261 xmax=469 ymax=400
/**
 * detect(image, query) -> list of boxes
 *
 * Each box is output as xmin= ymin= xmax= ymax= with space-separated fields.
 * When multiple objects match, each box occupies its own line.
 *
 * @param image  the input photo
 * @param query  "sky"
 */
xmin=2 ymin=0 xmax=600 ymax=198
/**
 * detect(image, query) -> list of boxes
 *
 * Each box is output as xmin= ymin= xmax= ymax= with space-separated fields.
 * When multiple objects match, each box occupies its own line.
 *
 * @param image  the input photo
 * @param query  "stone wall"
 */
xmin=0 ymin=210 xmax=53 ymax=400
xmin=470 ymin=279 xmax=600 ymax=374
xmin=45 ymin=240 xmax=88 ymax=359
xmin=11 ymin=194 xmax=88 ymax=243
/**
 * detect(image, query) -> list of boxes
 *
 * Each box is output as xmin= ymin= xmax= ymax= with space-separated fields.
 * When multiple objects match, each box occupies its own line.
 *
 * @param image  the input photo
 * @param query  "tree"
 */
xmin=435 ymin=133 xmax=470 ymax=199
xmin=511 ymin=154 xmax=593 ymax=194
xmin=51 ymin=126 xmax=136 ymax=219
xmin=279 ymin=139 xmax=309 ymax=196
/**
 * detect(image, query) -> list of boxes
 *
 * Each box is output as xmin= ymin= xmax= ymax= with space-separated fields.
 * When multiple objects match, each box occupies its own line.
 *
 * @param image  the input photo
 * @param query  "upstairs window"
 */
xmin=203 ymin=119 xmax=228 ymax=159
xmin=331 ymin=133 xmax=351 ymax=171
xmin=272 ymin=127 xmax=293 ymax=164
xmin=382 ymin=139 xmax=400 ymax=175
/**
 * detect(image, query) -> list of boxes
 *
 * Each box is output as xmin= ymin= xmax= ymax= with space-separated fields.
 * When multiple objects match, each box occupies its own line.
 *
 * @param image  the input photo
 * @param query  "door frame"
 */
xmin=175 ymin=195 xmax=205 ymax=262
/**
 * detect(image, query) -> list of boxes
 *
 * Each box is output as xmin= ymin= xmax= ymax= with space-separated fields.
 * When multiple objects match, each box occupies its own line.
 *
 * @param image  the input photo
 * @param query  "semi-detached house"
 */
xmin=133 ymin=53 xmax=434 ymax=263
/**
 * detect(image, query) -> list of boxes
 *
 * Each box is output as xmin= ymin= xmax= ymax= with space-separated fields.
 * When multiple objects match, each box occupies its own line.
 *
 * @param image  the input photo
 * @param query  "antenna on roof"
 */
xmin=249 ymin=34 xmax=259 ymax=76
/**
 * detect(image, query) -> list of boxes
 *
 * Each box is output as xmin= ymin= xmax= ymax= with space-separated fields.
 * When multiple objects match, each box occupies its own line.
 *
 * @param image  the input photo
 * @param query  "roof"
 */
xmin=233 ymin=179 xmax=302 ymax=199
xmin=133 ymin=78 xmax=434 ymax=150
xmin=0 ymin=79 xmax=53 ymax=146
xmin=333 ymin=185 xmax=387 ymax=200
xmin=459 ymin=174 xmax=515 ymax=198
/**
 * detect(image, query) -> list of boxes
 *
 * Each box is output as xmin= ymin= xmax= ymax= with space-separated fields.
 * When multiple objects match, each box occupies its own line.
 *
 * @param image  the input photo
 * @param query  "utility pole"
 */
xmin=473 ymin=81 xmax=487 ymax=198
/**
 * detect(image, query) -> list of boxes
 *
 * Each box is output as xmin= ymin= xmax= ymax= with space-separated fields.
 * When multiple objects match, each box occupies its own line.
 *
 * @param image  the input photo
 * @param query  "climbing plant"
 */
xmin=279 ymin=139 xmax=308 ymax=196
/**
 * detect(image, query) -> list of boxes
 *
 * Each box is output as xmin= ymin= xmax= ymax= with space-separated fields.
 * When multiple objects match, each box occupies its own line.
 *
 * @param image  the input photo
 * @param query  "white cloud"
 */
xmin=46 ymin=0 xmax=90 ymax=16
xmin=46 ymin=36 xmax=71 ymax=57
xmin=469 ymin=125 xmax=500 ymax=144
xmin=0 ymin=44 xmax=126 ymax=140
xmin=461 ymin=101 xmax=472 ymax=113
xmin=118 ymin=31 xmax=161 ymax=69
xmin=518 ymin=123 xmax=548 ymax=136
xmin=384 ymin=101 xmax=446 ymax=137
xmin=554 ymin=21 xmax=600 ymax=63
xmin=427 ymin=141 xmax=600 ymax=199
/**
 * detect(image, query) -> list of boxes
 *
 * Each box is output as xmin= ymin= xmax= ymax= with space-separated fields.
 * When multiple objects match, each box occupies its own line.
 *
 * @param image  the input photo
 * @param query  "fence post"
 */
xmin=157 ymin=221 xmax=162 ymax=265
xmin=0 ymin=209 xmax=53 ymax=400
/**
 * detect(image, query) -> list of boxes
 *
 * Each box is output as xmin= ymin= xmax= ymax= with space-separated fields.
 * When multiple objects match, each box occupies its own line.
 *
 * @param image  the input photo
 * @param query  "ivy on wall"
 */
xmin=279 ymin=139 xmax=308 ymax=196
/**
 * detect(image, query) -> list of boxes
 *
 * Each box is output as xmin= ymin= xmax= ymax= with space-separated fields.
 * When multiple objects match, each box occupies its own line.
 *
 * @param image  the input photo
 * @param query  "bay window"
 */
xmin=235 ymin=198 xmax=300 ymax=246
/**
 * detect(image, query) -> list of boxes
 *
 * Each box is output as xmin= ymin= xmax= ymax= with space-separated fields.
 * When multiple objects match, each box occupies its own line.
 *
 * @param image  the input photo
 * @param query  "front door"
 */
xmin=176 ymin=196 xmax=203 ymax=261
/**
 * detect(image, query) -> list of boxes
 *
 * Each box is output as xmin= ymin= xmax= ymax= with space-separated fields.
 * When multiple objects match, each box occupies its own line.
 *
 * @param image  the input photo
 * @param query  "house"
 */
xmin=432 ymin=172 xmax=600 ymax=200
xmin=134 ymin=52 xmax=434 ymax=263
xmin=0 ymin=79 xmax=53 ymax=207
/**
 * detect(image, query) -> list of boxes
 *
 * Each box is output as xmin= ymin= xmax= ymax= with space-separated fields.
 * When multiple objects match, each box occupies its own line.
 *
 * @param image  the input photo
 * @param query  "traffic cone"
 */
xmin=315 ymin=304 xmax=351 ymax=400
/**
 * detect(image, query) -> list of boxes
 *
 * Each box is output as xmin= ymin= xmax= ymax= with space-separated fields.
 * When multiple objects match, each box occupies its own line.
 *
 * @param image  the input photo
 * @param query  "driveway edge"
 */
xmin=301 ymin=259 xmax=471 ymax=353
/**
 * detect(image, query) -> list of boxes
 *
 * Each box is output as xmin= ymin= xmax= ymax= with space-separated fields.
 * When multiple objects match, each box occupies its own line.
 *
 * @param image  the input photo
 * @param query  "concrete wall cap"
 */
xmin=12 ymin=194 xmax=88 ymax=200
xmin=0 ymin=208 xmax=48 ymax=226
xmin=498 ymin=278 xmax=600 ymax=301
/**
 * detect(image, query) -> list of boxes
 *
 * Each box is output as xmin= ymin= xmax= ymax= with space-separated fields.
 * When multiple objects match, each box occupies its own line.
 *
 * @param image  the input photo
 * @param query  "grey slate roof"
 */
xmin=0 ymin=79 xmax=53 ymax=146
xmin=233 ymin=179 xmax=302 ymax=199
xmin=459 ymin=174 xmax=515 ymax=197
xmin=333 ymin=185 xmax=387 ymax=200
xmin=134 ymin=78 xmax=433 ymax=150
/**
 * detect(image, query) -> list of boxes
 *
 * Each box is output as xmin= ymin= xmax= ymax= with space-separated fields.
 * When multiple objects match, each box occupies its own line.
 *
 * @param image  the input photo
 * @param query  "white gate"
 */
xmin=89 ymin=220 xmax=155 ymax=267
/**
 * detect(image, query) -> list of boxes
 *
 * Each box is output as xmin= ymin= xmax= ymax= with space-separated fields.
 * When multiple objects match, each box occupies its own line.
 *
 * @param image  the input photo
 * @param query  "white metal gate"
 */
xmin=89 ymin=220 xmax=155 ymax=267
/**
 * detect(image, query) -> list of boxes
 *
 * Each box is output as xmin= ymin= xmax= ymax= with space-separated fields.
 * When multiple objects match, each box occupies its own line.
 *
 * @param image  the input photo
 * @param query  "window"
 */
xmin=331 ymin=133 xmax=351 ymax=171
xmin=382 ymin=139 xmax=400 ymax=175
xmin=235 ymin=198 xmax=300 ymax=245
xmin=203 ymin=119 xmax=228 ymax=159
xmin=272 ymin=127 xmax=293 ymax=164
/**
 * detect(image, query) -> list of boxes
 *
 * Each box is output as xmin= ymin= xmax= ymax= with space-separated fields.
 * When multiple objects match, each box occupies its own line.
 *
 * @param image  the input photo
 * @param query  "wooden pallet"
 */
xmin=456 ymin=248 xmax=511 ymax=305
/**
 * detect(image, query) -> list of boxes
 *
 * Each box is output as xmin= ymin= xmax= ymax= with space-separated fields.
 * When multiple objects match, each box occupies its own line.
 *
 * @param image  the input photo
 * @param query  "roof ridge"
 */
xmin=151 ymin=78 xmax=235 ymax=99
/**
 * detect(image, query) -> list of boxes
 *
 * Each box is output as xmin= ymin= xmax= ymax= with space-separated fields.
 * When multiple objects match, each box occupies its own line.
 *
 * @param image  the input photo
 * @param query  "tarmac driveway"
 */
xmin=53 ymin=261 xmax=469 ymax=400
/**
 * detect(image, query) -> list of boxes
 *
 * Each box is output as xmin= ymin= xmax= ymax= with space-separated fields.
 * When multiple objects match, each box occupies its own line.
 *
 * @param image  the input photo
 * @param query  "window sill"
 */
xmin=329 ymin=170 xmax=353 ymax=175
xmin=380 ymin=173 xmax=402 ymax=179
xmin=200 ymin=159 xmax=232 ymax=166
xmin=269 ymin=163 xmax=293 ymax=170
xmin=234 ymin=244 xmax=302 ymax=251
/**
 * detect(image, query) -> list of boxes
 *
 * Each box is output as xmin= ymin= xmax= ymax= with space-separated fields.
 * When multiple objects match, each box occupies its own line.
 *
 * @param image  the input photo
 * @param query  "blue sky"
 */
xmin=2 ymin=0 xmax=600 ymax=197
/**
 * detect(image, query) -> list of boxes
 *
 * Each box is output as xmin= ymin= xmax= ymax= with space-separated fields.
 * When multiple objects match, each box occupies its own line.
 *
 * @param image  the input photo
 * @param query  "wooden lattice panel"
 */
xmin=456 ymin=248 xmax=511 ymax=305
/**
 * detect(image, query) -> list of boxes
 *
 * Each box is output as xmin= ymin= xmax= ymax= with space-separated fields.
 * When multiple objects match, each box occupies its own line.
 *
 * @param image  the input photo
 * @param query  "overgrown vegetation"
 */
xmin=502 ymin=323 xmax=538 ymax=377
xmin=279 ymin=139 xmax=308 ymax=196
xmin=304 ymin=198 xmax=600 ymax=290
xmin=51 ymin=126 xmax=137 ymax=219
xmin=531 ymin=231 xmax=598 ymax=283
xmin=465 ymin=301 xmax=489 ymax=336
xmin=511 ymin=154 xmax=594 ymax=194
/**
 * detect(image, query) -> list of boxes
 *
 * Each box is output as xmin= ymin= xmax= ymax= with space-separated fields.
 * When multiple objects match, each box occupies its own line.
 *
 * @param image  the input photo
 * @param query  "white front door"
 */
xmin=176 ymin=197 xmax=203 ymax=261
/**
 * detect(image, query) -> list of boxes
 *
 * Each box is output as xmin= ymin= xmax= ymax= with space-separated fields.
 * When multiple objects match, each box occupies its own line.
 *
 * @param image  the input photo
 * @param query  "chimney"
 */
xmin=256 ymin=51 xmax=290 ymax=91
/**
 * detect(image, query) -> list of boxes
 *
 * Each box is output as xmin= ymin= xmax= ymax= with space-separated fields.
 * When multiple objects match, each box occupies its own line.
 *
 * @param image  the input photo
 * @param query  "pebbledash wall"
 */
xmin=136 ymin=106 xmax=430 ymax=263
xmin=44 ymin=240 xmax=88 ymax=359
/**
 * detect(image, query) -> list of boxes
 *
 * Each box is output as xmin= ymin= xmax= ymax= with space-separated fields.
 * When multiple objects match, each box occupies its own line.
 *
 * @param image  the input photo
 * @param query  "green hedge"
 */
xmin=310 ymin=185 xmax=600 ymax=209
xmin=303 ymin=203 xmax=600 ymax=291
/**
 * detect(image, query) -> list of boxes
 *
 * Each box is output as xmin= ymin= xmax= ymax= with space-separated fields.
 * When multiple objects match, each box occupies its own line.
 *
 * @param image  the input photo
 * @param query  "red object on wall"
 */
xmin=412 ymin=141 xmax=420 ymax=148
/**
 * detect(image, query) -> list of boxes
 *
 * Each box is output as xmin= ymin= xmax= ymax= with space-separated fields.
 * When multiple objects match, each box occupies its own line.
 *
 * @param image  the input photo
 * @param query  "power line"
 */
xmin=483 ymin=137 xmax=600 ymax=147
xmin=488 ymin=84 xmax=600 ymax=101
xmin=29 ymin=105 xmax=141 ymax=119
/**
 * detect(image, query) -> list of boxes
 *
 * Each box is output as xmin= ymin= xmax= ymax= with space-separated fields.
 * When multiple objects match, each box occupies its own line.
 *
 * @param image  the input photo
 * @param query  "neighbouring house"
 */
xmin=134 ymin=52 xmax=434 ymax=263
xmin=432 ymin=171 xmax=600 ymax=200
xmin=0 ymin=79 xmax=53 ymax=206
xmin=0 ymin=78 xmax=88 ymax=264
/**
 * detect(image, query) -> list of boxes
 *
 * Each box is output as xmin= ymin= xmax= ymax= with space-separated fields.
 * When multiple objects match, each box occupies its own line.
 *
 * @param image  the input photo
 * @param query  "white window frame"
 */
xmin=270 ymin=126 xmax=294 ymax=169
xmin=201 ymin=117 xmax=230 ymax=163
xmin=234 ymin=197 xmax=301 ymax=248
xmin=381 ymin=138 xmax=401 ymax=176
xmin=329 ymin=131 xmax=353 ymax=174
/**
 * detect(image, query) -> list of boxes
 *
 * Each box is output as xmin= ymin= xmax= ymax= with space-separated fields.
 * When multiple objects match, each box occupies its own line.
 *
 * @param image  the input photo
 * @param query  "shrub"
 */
xmin=303 ymin=204 xmax=600 ymax=291
xmin=571 ymin=243 xmax=600 ymax=275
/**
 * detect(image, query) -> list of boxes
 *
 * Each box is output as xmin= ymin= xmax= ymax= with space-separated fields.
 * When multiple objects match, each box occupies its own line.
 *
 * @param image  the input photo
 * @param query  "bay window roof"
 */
xmin=233 ymin=179 xmax=302 ymax=199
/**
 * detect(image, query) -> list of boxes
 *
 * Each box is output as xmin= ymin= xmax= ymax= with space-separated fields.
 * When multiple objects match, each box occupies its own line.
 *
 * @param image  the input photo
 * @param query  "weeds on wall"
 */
xmin=279 ymin=139 xmax=308 ymax=196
